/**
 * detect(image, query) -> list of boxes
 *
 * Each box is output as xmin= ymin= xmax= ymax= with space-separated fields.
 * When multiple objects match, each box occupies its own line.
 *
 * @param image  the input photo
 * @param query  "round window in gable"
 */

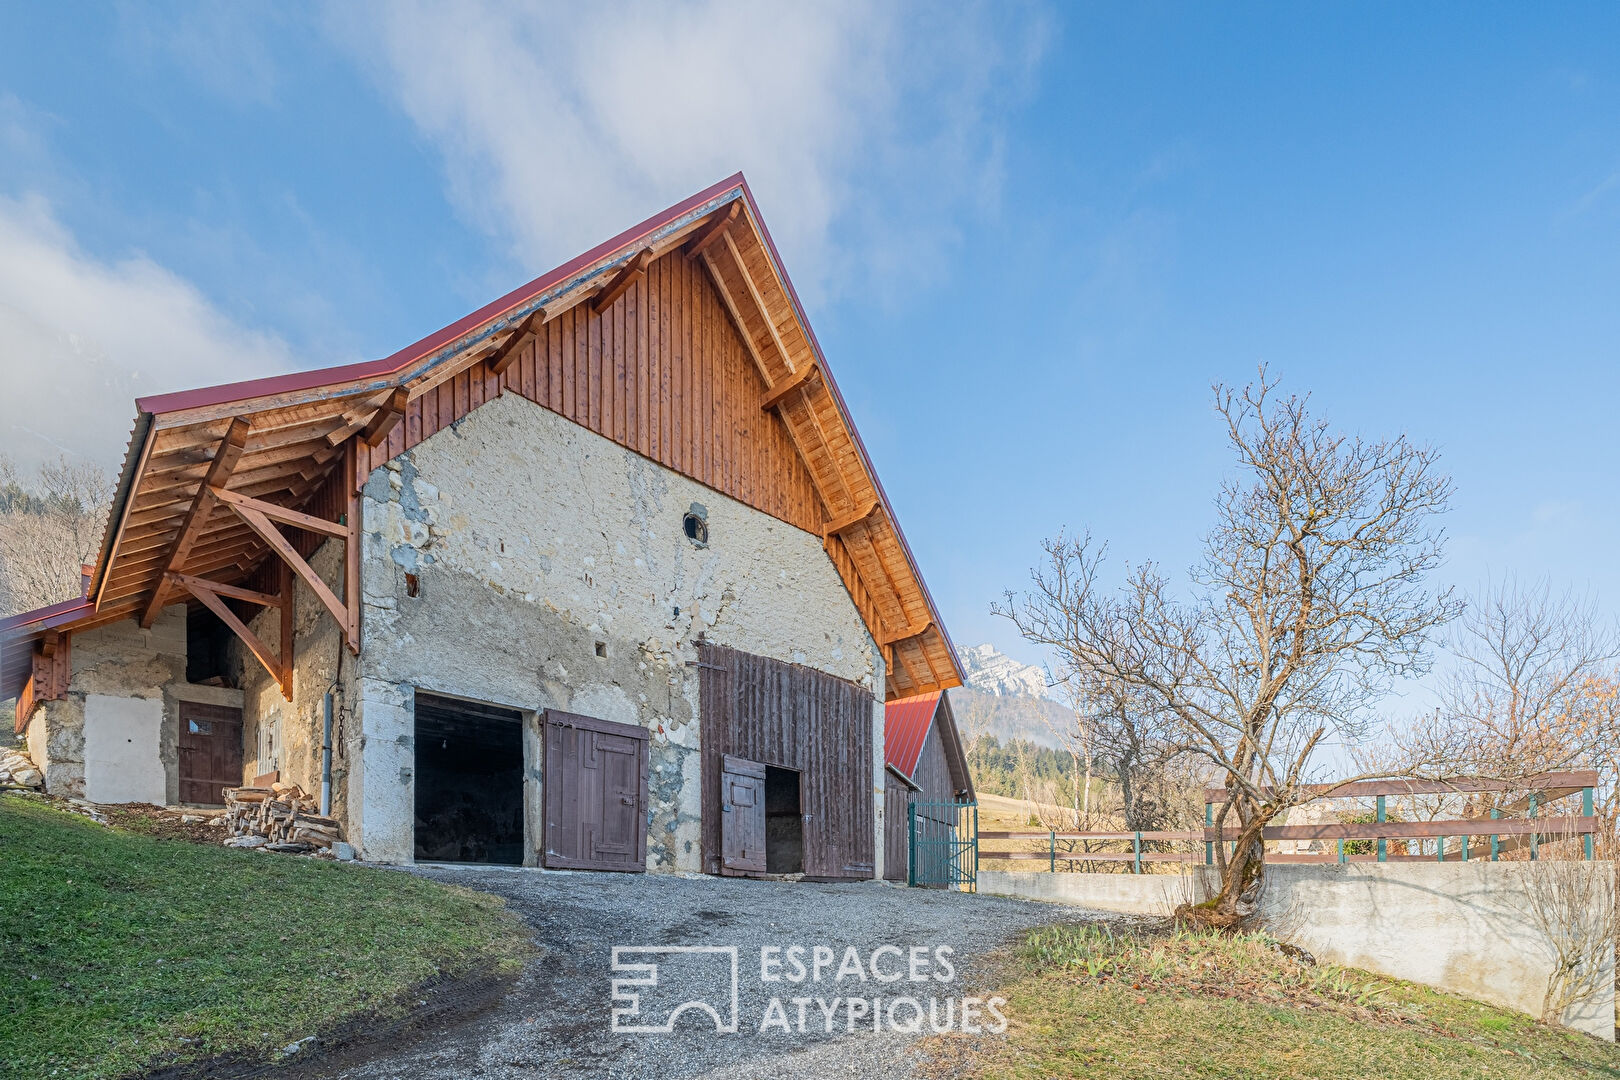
xmin=683 ymin=503 xmax=709 ymax=548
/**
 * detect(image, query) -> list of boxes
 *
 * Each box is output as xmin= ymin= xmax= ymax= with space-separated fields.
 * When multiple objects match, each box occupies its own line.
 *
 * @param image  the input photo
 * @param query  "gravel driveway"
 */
xmin=315 ymin=867 xmax=1081 ymax=1080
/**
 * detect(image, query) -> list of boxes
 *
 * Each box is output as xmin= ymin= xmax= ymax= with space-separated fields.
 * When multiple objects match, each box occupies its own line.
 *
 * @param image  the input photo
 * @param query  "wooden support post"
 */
xmin=279 ymin=559 xmax=293 ymax=700
xmin=1376 ymin=795 xmax=1387 ymax=862
xmin=821 ymin=497 xmax=878 ymax=541
xmin=345 ymin=438 xmax=361 ymax=654
xmin=142 ymin=417 xmax=251 ymax=627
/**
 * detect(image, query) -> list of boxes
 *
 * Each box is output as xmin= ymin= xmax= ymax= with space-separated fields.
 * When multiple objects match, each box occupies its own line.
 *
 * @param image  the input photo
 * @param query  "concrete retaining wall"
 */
xmin=981 ymin=862 xmax=1616 ymax=1039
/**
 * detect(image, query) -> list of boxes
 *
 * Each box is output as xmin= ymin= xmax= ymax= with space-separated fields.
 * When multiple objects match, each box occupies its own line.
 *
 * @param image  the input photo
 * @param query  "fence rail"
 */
xmin=980 ymin=772 xmax=1602 ymax=873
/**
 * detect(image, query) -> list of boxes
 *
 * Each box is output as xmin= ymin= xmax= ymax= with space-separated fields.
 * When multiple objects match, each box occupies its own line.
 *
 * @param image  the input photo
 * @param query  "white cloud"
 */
xmin=331 ymin=0 xmax=1048 ymax=304
xmin=0 ymin=194 xmax=295 ymax=472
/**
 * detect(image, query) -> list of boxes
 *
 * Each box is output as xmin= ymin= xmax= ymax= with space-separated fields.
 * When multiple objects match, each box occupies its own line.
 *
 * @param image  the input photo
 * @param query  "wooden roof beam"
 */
xmin=760 ymin=361 xmax=819 ymax=412
xmin=177 ymin=574 xmax=291 ymax=700
xmin=165 ymin=572 xmax=279 ymax=609
xmin=593 ymin=248 xmax=654 ymax=313
xmin=485 ymin=313 xmax=538 ymax=376
xmin=683 ymin=202 xmax=740 ymax=260
xmin=880 ymin=618 xmax=933 ymax=648
xmin=222 ymin=494 xmax=356 ymax=654
xmin=822 ymin=498 xmax=878 ymax=540
xmin=362 ymin=387 xmax=409 ymax=447
xmin=211 ymin=486 xmax=347 ymax=540
xmin=140 ymin=417 xmax=250 ymax=627
xmin=721 ymin=231 xmax=793 ymax=372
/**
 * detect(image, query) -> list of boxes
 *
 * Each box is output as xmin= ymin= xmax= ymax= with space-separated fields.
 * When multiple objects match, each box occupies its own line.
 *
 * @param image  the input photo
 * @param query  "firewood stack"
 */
xmin=222 ymin=781 xmax=343 ymax=853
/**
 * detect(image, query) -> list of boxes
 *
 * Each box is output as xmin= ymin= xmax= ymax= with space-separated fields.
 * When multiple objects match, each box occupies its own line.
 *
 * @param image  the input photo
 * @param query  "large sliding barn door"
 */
xmin=720 ymin=755 xmax=768 ymax=874
xmin=542 ymin=710 xmax=649 ymax=872
xmin=699 ymin=643 xmax=875 ymax=879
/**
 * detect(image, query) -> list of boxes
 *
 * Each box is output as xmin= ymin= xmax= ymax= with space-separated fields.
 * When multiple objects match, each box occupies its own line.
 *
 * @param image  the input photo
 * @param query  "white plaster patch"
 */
xmin=82 ymin=694 xmax=166 ymax=805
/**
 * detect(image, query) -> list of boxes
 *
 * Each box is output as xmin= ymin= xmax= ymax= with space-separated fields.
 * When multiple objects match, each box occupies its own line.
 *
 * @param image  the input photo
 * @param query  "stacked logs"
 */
xmin=222 ymin=782 xmax=343 ymax=853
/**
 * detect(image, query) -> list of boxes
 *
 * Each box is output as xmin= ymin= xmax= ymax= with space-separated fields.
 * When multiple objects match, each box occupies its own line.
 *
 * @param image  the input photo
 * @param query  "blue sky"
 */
xmin=2 ymin=3 xmax=1618 ymax=722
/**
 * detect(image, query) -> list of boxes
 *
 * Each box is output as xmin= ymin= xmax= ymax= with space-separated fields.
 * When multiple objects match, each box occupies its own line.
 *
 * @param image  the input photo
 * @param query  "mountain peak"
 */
xmin=958 ymin=643 xmax=1058 ymax=700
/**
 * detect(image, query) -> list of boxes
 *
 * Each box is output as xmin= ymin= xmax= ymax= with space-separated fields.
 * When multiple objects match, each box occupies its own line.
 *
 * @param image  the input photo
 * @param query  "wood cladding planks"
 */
xmin=357 ymin=251 xmax=824 ymax=537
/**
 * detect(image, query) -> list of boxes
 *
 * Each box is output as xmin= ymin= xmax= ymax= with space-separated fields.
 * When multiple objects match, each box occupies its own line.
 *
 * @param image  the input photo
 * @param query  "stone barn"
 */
xmin=1 ymin=174 xmax=965 ymax=878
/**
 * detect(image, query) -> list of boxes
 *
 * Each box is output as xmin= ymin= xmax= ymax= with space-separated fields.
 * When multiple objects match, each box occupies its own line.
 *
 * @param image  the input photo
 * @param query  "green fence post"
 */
xmin=1133 ymin=831 xmax=1142 ymax=875
xmin=972 ymin=802 xmax=979 ymax=890
xmin=1435 ymin=835 xmax=1444 ymax=862
xmin=1490 ymin=807 xmax=1499 ymax=861
xmin=1049 ymin=829 xmax=1055 ymax=874
xmin=907 ymin=802 xmax=918 ymax=887
xmin=1583 ymin=787 xmax=1594 ymax=861
xmin=1204 ymin=801 xmax=1214 ymax=866
xmin=1337 ymin=838 xmax=1345 ymax=865
xmin=1461 ymin=834 xmax=1469 ymax=862
xmin=1376 ymin=795 xmax=1387 ymax=863
xmin=1528 ymin=793 xmax=1538 ymax=861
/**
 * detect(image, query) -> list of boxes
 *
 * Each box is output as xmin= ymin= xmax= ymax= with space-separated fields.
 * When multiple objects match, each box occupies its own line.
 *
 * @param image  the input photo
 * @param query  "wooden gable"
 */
xmin=34 ymin=177 xmax=962 ymax=702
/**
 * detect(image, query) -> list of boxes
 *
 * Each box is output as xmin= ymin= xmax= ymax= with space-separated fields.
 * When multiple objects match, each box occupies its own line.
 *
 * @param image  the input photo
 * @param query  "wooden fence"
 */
xmin=979 ymin=771 xmax=1601 ymax=874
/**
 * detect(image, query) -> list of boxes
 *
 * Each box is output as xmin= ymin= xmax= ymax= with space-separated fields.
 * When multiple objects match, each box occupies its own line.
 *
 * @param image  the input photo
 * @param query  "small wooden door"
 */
xmin=177 ymin=701 xmax=243 ymax=805
xmin=720 ymin=755 xmax=767 ymax=875
xmin=542 ymin=710 xmax=648 ymax=872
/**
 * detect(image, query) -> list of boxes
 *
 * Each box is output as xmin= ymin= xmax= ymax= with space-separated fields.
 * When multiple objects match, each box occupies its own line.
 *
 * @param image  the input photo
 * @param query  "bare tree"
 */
xmin=1520 ymin=841 xmax=1619 ymax=1026
xmin=995 ymin=368 xmax=1460 ymax=923
xmin=0 ymin=454 xmax=115 ymax=617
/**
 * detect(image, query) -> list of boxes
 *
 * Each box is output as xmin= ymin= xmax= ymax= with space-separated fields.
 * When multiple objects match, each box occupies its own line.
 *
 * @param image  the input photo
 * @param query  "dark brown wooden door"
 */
xmin=720 ymin=755 xmax=767 ymax=875
xmin=542 ymin=710 xmax=648 ymax=872
xmin=177 ymin=701 xmax=243 ymax=805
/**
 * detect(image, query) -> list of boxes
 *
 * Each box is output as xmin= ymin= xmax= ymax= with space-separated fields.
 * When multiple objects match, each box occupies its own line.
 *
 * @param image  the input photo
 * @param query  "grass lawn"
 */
xmin=0 ymin=793 xmax=530 ymax=1079
xmin=924 ymin=921 xmax=1620 ymax=1079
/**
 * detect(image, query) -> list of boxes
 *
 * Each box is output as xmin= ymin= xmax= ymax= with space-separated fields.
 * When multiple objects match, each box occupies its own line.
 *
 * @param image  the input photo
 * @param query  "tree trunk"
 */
xmin=1179 ymin=803 xmax=1273 ymax=928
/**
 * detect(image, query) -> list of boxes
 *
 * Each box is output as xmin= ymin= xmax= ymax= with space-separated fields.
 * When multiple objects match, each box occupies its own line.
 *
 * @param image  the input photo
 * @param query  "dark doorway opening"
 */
xmin=186 ymin=604 xmax=235 ymax=686
xmin=765 ymin=766 xmax=803 ymax=874
xmin=414 ymin=693 xmax=524 ymax=865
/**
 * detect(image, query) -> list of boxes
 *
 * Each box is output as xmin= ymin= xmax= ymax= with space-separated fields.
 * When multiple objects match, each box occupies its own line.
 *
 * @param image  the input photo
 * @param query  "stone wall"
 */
xmin=239 ymin=539 xmax=356 ymax=814
xmin=347 ymin=392 xmax=883 ymax=868
xmin=980 ymin=862 xmax=1617 ymax=1039
xmin=22 ymin=607 xmax=243 ymax=803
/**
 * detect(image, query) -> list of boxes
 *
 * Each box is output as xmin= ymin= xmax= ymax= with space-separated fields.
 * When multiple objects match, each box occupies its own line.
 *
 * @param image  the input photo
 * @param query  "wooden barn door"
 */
xmin=699 ymin=643 xmax=875 ymax=879
xmin=542 ymin=710 xmax=648 ymax=872
xmin=177 ymin=701 xmax=243 ymax=805
xmin=720 ymin=755 xmax=768 ymax=874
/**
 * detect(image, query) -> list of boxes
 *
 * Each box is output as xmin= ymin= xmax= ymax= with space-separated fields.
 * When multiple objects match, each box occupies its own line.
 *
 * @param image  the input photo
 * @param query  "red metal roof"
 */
xmin=885 ymin=691 xmax=942 ymax=783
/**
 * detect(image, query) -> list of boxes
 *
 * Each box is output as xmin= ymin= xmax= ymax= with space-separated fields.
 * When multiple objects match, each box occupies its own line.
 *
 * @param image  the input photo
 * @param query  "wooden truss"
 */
xmin=140 ymin=426 xmax=363 ymax=701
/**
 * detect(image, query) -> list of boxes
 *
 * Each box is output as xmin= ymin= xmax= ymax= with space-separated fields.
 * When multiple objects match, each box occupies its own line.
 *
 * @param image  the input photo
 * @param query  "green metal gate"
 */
xmin=908 ymin=800 xmax=978 ymax=890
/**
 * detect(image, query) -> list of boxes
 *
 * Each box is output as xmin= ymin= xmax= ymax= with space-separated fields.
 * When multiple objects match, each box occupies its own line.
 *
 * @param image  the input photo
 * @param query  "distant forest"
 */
xmin=966 ymin=735 xmax=1079 ymax=804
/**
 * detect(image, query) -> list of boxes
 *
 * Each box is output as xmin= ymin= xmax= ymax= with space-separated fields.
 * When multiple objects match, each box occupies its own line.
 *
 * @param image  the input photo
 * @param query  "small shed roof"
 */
xmin=884 ymin=691 xmax=942 ymax=782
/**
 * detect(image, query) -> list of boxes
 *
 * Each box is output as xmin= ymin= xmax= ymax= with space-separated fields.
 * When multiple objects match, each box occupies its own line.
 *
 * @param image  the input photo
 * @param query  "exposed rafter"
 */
xmin=593 ymin=248 xmax=654 ymax=313
xmin=485 ymin=313 xmax=538 ymax=376
xmin=822 ymin=498 xmax=878 ymax=540
xmin=362 ymin=387 xmax=408 ymax=447
xmin=721 ymin=231 xmax=792 ymax=370
xmin=683 ymin=202 xmax=740 ymax=260
xmin=141 ymin=417 xmax=250 ymax=628
xmin=212 ymin=486 xmax=347 ymax=539
xmin=760 ymin=362 xmax=819 ymax=412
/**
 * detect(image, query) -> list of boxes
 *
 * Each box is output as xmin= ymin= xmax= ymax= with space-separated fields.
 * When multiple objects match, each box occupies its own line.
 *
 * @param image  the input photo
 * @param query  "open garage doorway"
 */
xmin=414 ymin=693 xmax=524 ymax=864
